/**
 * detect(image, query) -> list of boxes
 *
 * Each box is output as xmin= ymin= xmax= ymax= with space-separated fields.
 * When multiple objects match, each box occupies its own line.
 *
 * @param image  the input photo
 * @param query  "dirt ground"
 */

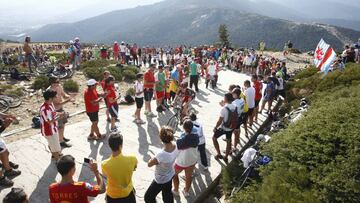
xmin=2 ymin=71 xmax=133 ymax=143
xmin=1 ymin=47 xmax=312 ymax=143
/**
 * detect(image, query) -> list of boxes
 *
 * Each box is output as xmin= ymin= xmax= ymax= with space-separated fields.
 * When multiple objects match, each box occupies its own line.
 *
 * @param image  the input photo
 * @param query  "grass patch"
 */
xmin=63 ymin=79 xmax=79 ymax=93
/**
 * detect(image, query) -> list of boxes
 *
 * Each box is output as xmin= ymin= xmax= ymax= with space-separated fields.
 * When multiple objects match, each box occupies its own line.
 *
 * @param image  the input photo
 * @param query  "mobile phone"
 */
xmin=84 ymin=158 xmax=90 ymax=163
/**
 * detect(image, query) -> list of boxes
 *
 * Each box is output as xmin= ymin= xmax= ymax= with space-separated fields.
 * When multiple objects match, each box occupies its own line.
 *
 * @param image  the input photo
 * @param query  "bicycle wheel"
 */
xmin=167 ymin=115 xmax=179 ymax=132
xmin=0 ymin=98 xmax=10 ymax=113
xmin=36 ymin=64 xmax=53 ymax=74
xmin=0 ymin=95 xmax=22 ymax=108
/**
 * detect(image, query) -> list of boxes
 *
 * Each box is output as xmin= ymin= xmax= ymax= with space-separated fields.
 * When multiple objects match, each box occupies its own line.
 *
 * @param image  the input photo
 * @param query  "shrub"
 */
xmin=294 ymin=66 xmax=318 ymax=80
xmin=63 ymin=79 xmax=79 ymax=93
xmin=126 ymin=87 xmax=135 ymax=96
xmin=82 ymin=67 xmax=104 ymax=81
xmin=107 ymin=66 xmax=123 ymax=82
xmin=32 ymin=75 xmax=50 ymax=90
xmin=230 ymin=63 xmax=360 ymax=203
xmin=123 ymin=66 xmax=140 ymax=74
xmin=81 ymin=59 xmax=110 ymax=69
xmin=122 ymin=70 xmax=136 ymax=82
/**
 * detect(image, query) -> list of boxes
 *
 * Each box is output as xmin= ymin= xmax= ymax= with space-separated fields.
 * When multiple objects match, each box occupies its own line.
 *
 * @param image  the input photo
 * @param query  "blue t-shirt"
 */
xmin=265 ymin=82 xmax=275 ymax=99
xmin=171 ymin=69 xmax=179 ymax=81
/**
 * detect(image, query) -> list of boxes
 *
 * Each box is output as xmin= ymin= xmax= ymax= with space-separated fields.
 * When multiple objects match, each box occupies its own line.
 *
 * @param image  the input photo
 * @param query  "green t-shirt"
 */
xmin=190 ymin=62 xmax=198 ymax=76
xmin=156 ymin=72 xmax=166 ymax=91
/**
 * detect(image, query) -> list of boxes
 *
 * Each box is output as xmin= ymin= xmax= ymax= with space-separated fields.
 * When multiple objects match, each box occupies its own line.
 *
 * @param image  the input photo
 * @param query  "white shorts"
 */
xmin=0 ymin=139 xmax=7 ymax=154
xmin=45 ymin=134 xmax=61 ymax=153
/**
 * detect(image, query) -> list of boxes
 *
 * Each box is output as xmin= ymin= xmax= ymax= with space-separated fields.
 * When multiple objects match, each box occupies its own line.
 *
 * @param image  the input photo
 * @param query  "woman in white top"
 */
xmin=134 ymin=73 xmax=145 ymax=124
xmin=145 ymin=126 xmax=178 ymax=203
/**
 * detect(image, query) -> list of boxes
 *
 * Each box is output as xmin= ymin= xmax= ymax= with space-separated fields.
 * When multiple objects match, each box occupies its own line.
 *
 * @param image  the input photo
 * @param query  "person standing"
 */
xmin=40 ymin=90 xmax=62 ymax=161
xmin=190 ymin=113 xmax=208 ymax=170
xmin=212 ymin=93 xmax=235 ymax=164
xmin=74 ymin=37 xmax=81 ymax=69
xmin=189 ymin=59 xmax=199 ymax=92
xmin=84 ymin=79 xmax=104 ymax=140
xmin=102 ymin=133 xmax=137 ymax=203
xmin=49 ymin=155 xmax=104 ymax=203
xmin=144 ymin=64 xmax=157 ymax=117
xmin=23 ymin=36 xmax=36 ymax=73
xmin=113 ymin=42 xmax=120 ymax=62
xmin=244 ymin=80 xmax=256 ymax=127
xmin=155 ymin=65 xmax=166 ymax=113
xmin=173 ymin=119 xmax=199 ymax=198
xmin=144 ymin=126 xmax=178 ymax=203
xmin=134 ymin=73 xmax=146 ymax=124
xmin=260 ymin=76 xmax=275 ymax=114
xmin=105 ymin=76 xmax=120 ymax=132
xmin=47 ymin=77 xmax=72 ymax=148
xmin=101 ymin=71 xmax=111 ymax=122
xmin=230 ymin=88 xmax=245 ymax=152
xmin=252 ymin=75 xmax=263 ymax=123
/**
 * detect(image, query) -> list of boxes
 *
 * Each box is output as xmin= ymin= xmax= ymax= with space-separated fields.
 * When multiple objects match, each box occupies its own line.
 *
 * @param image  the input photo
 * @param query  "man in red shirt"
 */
xmin=105 ymin=76 xmax=120 ymax=132
xmin=49 ymin=155 xmax=104 ymax=203
xmin=84 ymin=79 xmax=104 ymax=140
xmin=143 ymin=64 xmax=157 ymax=117
xmin=40 ymin=90 xmax=63 ymax=161
xmin=252 ymin=75 xmax=263 ymax=122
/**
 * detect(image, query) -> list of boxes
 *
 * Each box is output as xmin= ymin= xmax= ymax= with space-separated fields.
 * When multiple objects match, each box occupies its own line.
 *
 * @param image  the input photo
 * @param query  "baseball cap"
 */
xmin=87 ymin=79 xmax=97 ymax=86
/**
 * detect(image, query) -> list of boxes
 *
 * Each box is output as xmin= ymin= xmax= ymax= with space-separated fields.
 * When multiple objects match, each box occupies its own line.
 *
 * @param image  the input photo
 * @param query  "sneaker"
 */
xmin=149 ymin=112 xmax=157 ymax=118
xmin=4 ymin=169 xmax=21 ymax=177
xmin=60 ymin=142 xmax=72 ymax=148
xmin=182 ymin=189 xmax=190 ymax=198
xmin=115 ymin=118 xmax=120 ymax=122
xmin=63 ymin=137 xmax=70 ymax=142
xmin=9 ymin=162 xmax=19 ymax=169
xmin=110 ymin=128 xmax=118 ymax=133
xmin=172 ymin=190 xmax=180 ymax=197
xmin=0 ymin=176 xmax=14 ymax=187
xmin=136 ymin=120 xmax=146 ymax=125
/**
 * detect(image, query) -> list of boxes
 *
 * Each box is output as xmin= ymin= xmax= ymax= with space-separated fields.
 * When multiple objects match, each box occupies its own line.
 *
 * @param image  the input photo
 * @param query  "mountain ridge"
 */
xmin=28 ymin=0 xmax=360 ymax=51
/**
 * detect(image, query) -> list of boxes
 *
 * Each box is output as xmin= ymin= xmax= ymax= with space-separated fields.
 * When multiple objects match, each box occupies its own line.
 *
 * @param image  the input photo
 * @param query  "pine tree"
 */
xmin=218 ymin=24 xmax=230 ymax=48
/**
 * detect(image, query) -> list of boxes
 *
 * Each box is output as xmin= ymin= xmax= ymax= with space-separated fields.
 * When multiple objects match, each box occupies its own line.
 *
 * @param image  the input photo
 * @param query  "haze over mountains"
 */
xmin=2 ymin=0 xmax=360 ymax=51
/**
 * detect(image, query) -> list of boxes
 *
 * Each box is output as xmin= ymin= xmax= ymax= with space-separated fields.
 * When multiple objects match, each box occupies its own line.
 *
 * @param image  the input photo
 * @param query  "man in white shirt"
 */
xmin=119 ymin=41 xmax=126 ymax=64
xmin=231 ymin=88 xmax=245 ymax=151
xmin=244 ymin=80 xmax=256 ymax=127
xmin=212 ymin=93 xmax=236 ymax=164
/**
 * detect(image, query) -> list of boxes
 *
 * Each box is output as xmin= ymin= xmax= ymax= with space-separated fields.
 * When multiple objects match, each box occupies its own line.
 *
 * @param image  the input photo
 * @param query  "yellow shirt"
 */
xmin=101 ymin=154 xmax=137 ymax=198
xmin=169 ymin=80 xmax=178 ymax=93
xmin=240 ymin=93 xmax=248 ymax=113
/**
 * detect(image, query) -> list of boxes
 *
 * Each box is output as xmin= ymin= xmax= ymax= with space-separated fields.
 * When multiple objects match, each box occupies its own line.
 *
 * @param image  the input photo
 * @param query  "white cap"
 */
xmin=87 ymin=79 xmax=97 ymax=86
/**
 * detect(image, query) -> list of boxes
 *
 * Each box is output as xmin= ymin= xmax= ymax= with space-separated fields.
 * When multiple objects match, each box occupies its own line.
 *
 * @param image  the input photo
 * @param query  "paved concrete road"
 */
xmin=0 ymin=70 xmax=269 ymax=202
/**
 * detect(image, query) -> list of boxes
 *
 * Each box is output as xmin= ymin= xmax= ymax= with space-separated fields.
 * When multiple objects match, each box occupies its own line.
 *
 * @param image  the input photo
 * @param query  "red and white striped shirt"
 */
xmin=40 ymin=102 xmax=58 ymax=136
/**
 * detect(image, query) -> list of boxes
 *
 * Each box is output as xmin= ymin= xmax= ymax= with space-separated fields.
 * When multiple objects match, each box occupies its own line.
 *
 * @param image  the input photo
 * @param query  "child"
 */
xmin=105 ymin=76 xmax=120 ymax=132
xmin=190 ymin=113 xmax=208 ymax=171
xmin=134 ymin=73 xmax=145 ymax=124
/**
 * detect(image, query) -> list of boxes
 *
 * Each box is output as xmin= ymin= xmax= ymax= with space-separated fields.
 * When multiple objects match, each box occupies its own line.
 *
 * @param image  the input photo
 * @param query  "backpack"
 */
xmin=32 ymin=116 xmax=41 ymax=129
xmin=224 ymin=106 xmax=238 ymax=130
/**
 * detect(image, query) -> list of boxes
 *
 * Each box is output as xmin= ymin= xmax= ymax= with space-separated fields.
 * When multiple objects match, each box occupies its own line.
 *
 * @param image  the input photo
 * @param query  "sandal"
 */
xmin=96 ymin=134 xmax=106 ymax=140
xmin=215 ymin=154 xmax=223 ymax=160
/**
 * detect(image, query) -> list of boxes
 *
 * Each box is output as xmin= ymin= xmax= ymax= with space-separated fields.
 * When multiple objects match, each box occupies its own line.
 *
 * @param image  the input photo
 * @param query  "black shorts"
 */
xmin=87 ymin=112 xmax=99 ymax=122
xmin=109 ymin=104 xmax=119 ymax=118
xmin=248 ymin=108 xmax=254 ymax=115
xmin=135 ymin=97 xmax=144 ymax=109
xmin=241 ymin=112 xmax=248 ymax=124
xmin=213 ymin=128 xmax=233 ymax=140
xmin=255 ymin=100 xmax=261 ymax=108
xmin=278 ymin=90 xmax=286 ymax=98
xmin=144 ymin=89 xmax=154 ymax=102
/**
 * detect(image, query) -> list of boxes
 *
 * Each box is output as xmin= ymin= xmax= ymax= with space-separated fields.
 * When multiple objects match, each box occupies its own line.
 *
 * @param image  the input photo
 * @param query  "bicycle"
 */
xmin=166 ymin=100 xmax=197 ymax=132
xmin=0 ymin=94 xmax=22 ymax=108
xmin=36 ymin=62 xmax=74 ymax=79
xmin=0 ymin=98 xmax=10 ymax=113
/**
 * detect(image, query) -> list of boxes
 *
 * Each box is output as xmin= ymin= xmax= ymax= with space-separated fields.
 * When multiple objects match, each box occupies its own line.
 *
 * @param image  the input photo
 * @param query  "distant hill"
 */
xmin=28 ymin=0 xmax=360 ymax=51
